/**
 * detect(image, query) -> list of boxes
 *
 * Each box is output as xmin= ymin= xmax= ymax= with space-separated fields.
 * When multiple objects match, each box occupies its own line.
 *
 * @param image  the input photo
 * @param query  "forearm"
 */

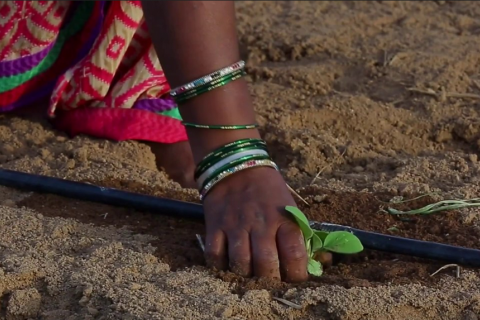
xmin=142 ymin=1 xmax=260 ymax=164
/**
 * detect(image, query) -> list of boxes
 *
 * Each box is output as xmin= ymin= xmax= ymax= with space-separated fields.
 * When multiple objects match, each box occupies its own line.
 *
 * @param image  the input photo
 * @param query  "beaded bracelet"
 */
xmin=173 ymin=69 xmax=244 ymax=103
xmin=174 ymin=69 xmax=244 ymax=100
xmin=196 ymin=149 xmax=269 ymax=189
xmin=200 ymin=159 xmax=279 ymax=200
xmin=194 ymin=139 xmax=267 ymax=179
xmin=182 ymin=122 xmax=259 ymax=130
xmin=170 ymin=60 xmax=245 ymax=97
xmin=199 ymin=154 xmax=271 ymax=191
xmin=173 ymin=71 xmax=244 ymax=104
xmin=174 ymin=70 xmax=246 ymax=104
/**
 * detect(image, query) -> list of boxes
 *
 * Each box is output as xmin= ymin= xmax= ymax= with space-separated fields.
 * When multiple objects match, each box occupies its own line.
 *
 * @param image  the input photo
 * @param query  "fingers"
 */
xmin=227 ymin=229 xmax=252 ymax=277
xmin=276 ymin=222 xmax=308 ymax=282
xmin=204 ymin=229 xmax=228 ymax=271
xmin=205 ymin=225 xmax=307 ymax=282
xmin=250 ymin=229 xmax=281 ymax=279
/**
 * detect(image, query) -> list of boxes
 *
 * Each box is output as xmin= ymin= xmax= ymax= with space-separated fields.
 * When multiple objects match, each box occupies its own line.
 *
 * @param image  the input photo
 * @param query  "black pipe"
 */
xmin=0 ymin=168 xmax=204 ymax=220
xmin=1 ymin=168 xmax=479 ymax=267
xmin=312 ymin=222 xmax=480 ymax=267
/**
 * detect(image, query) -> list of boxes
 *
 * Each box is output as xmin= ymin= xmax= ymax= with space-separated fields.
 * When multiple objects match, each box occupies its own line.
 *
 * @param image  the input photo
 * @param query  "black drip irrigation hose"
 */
xmin=311 ymin=222 xmax=480 ymax=268
xmin=0 ymin=169 xmax=203 ymax=220
xmin=0 ymin=168 xmax=479 ymax=268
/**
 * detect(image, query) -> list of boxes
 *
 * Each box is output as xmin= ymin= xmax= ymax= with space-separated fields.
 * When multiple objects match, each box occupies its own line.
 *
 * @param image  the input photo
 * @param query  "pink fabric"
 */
xmin=52 ymin=107 xmax=188 ymax=144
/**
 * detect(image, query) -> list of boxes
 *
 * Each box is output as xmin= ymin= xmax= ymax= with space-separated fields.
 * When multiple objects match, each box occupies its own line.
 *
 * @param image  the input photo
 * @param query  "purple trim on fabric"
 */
xmin=0 ymin=2 xmax=81 ymax=77
xmin=133 ymin=97 xmax=177 ymax=113
xmin=0 ymin=42 xmax=56 ymax=77
xmin=0 ymin=2 xmax=104 ymax=113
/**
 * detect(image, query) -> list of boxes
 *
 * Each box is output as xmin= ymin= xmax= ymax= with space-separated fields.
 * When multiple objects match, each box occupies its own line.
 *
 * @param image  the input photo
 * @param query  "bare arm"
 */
xmin=141 ymin=1 xmax=308 ymax=282
xmin=142 ymin=1 xmax=259 ymax=164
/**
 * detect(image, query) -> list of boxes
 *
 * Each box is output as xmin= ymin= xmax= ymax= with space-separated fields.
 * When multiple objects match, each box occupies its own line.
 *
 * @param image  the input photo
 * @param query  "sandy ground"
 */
xmin=0 ymin=1 xmax=480 ymax=319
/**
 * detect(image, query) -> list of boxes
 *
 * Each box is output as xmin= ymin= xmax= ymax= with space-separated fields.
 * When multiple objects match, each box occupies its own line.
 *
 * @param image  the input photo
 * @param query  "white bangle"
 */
xmin=196 ymin=149 xmax=268 ymax=189
xmin=200 ymin=159 xmax=279 ymax=200
xmin=170 ymin=60 xmax=245 ymax=97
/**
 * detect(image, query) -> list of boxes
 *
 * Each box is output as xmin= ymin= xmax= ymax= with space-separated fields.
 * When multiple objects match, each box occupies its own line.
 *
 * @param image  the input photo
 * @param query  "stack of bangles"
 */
xmin=169 ymin=60 xmax=280 ymax=200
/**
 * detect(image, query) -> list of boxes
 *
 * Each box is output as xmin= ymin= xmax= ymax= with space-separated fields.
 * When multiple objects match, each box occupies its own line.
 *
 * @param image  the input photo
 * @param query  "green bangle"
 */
xmin=175 ymin=71 xmax=246 ymax=104
xmin=194 ymin=143 xmax=268 ymax=179
xmin=195 ymin=139 xmax=266 ymax=171
xmin=173 ymin=68 xmax=245 ymax=98
xmin=173 ymin=70 xmax=244 ymax=101
xmin=170 ymin=60 xmax=245 ymax=97
xmin=200 ymin=154 xmax=271 ymax=190
xmin=195 ymin=141 xmax=267 ymax=179
xmin=182 ymin=122 xmax=259 ymax=130
xmin=176 ymin=75 xmax=243 ymax=103
xmin=195 ymin=139 xmax=266 ymax=166
xmin=199 ymin=138 xmax=266 ymax=159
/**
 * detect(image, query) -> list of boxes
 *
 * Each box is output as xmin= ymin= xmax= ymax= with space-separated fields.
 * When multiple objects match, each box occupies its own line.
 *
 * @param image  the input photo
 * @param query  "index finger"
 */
xmin=204 ymin=229 xmax=228 ymax=271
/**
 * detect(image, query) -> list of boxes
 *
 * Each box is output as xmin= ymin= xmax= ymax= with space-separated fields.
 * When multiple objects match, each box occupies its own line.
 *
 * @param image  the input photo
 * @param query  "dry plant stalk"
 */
xmin=408 ymin=87 xmax=480 ymax=101
xmin=196 ymin=234 xmax=205 ymax=252
xmin=310 ymin=148 xmax=347 ymax=185
xmin=272 ymin=297 xmax=303 ymax=310
xmin=287 ymin=184 xmax=309 ymax=206
xmin=430 ymin=264 xmax=461 ymax=278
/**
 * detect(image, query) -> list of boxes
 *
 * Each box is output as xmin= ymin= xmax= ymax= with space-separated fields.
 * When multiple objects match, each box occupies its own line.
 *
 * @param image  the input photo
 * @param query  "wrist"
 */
xmin=203 ymin=165 xmax=285 ymax=201
xmin=176 ymin=77 xmax=261 ymax=164
xmin=187 ymin=129 xmax=262 ymax=165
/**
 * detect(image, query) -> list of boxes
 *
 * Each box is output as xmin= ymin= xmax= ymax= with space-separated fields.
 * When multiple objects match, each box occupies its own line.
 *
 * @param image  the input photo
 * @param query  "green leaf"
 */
xmin=285 ymin=206 xmax=313 ymax=240
xmin=307 ymin=258 xmax=323 ymax=277
xmin=311 ymin=233 xmax=323 ymax=253
xmin=323 ymin=231 xmax=364 ymax=254
xmin=314 ymin=230 xmax=329 ymax=242
xmin=305 ymin=239 xmax=312 ymax=256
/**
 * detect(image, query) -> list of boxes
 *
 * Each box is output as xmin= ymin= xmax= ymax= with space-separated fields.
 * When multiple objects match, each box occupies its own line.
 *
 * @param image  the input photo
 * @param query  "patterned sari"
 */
xmin=0 ymin=1 xmax=187 ymax=143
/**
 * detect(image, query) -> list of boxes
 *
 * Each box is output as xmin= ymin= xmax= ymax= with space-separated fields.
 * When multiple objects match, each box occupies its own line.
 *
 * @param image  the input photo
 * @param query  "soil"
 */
xmin=0 ymin=1 xmax=480 ymax=319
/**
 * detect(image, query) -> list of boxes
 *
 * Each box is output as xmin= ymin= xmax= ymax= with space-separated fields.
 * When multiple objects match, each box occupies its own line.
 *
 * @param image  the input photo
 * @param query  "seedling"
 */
xmin=385 ymin=198 xmax=480 ymax=215
xmin=285 ymin=206 xmax=364 ymax=276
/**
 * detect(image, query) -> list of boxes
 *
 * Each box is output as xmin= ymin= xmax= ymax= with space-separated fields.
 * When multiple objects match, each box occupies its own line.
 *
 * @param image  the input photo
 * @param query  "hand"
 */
xmin=202 ymin=166 xmax=309 ymax=282
xmin=147 ymin=141 xmax=197 ymax=189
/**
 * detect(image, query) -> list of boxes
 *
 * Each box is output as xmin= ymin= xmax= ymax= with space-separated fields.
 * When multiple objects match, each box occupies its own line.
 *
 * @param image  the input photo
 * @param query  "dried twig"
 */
xmin=383 ymin=51 xmax=399 ymax=67
xmin=447 ymin=92 xmax=480 ymax=100
xmin=388 ymin=53 xmax=400 ymax=66
xmin=407 ymin=87 xmax=437 ymax=97
xmin=408 ymin=87 xmax=480 ymax=100
xmin=310 ymin=148 xmax=347 ymax=185
xmin=196 ymin=234 xmax=205 ymax=252
xmin=287 ymin=184 xmax=309 ymax=206
xmin=430 ymin=264 xmax=461 ymax=278
xmin=472 ymin=79 xmax=480 ymax=91
xmin=272 ymin=297 xmax=303 ymax=310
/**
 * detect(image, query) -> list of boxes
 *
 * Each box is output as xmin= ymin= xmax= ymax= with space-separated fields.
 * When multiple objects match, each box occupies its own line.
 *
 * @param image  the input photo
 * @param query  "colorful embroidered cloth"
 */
xmin=0 ymin=1 xmax=187 ymax=143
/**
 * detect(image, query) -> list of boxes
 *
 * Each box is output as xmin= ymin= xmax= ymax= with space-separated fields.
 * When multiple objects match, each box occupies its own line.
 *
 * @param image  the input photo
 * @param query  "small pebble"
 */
xmin=353 ymin=166 xmax=364 ymax=172
xmin=461 ymin=310 xmax=478 ymax=320
xmin=2 ymin=199 xmax=16 ymax=208
xmin=40 ymin=149 xmax=51 ymax=159
xmin=66 ymin=159 xmax=76 ymax=169
xmin=79 ymin=296 xmax=89 ymax=307
xmin=130 ymin=283 xmax=142 ymax=290
xmin=314 ymin=195 xmax=327 ymax=203
xmin=87 ymin=307 xmax=99 ymax=316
